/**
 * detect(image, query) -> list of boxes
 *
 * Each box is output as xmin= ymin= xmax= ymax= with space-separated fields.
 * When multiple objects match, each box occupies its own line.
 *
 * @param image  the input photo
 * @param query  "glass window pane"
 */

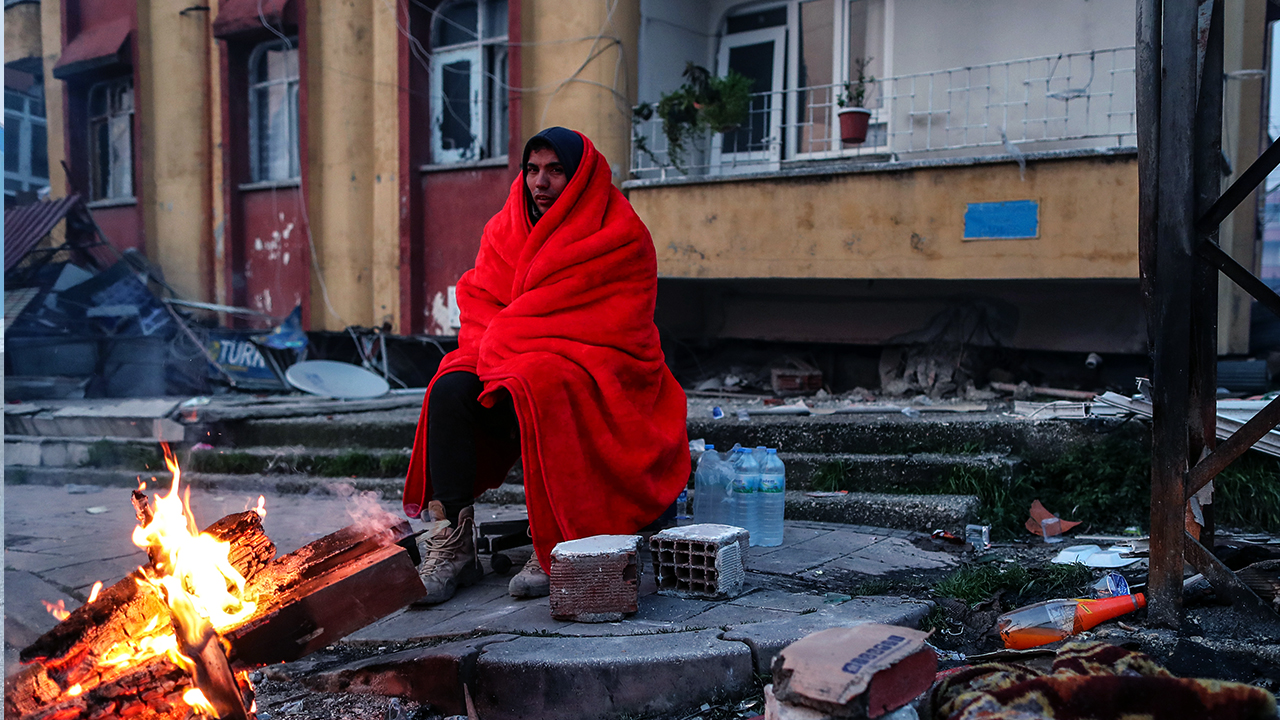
xmin=799 ymin=0 xmax=835 ymax=152
xmin=726 ymin=7 xmax=787 ymax=34
xmin=108 ymin=114 xmax=132 ymax=197
xmin=257 ymin=83 xmax=293 ymax=181
xmin=31 ymin=123 xmax=48 ymax=180
xmin=5 ymin=90 xmax=23 ymax=112
xmin=4 ymin=119 xmax=19 ymax=173
xmin=484 ymin=0 xmax=508 ymax=38
xmin=114 ymin=83 xmax=133 ymax=113
xmin=436 ymin=1 xmax=478 ymax=47
xmin=722 ymin=41 xmax=775 ymax=154
xmin=440 ymin=59 xmax=474 ymax=152
xmin=93 ymin=120 xmax=109 ymax=198
xmin=30 ymin=97 xmax=45 ymax=118
xmin=264 ymin=46 xmax=299 ymax=84
xmin=488 ymin=47 xmax=509 ymax=156
xmin=89 ymin=86 xmax=107 ymax=117
xmin=289 ymin=83 xmax=301 ymax=178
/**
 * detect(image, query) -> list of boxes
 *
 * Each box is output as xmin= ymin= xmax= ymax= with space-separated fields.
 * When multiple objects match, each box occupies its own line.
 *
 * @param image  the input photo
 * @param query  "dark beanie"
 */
xmin=522 ymin=127 xmax=585 ymax=180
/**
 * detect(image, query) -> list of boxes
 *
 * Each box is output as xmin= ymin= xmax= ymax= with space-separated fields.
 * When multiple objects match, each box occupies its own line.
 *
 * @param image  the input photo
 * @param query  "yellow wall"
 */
xmin=520 ymin=0 xmax=640 ymax=181
xmin=4 ymin=3 xmax=43 ymax=66
xmin=39 ymin=0 xmax=66 ymax=200
xmin=304 ymin=0 xmax=379 ymax=330
xmin=370 ymin=0 xmax=401 ymax=330
xmin=136 ymin=0 xmax=215 ymax=301
xmin=630 ymin=154 xmax=1139 ymax=280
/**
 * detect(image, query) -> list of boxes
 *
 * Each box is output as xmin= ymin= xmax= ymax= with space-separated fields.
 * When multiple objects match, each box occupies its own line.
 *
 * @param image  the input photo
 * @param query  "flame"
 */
xmin=87 ymin=581 xmax=103 ymax=604
xmin=66 ymin=684 xmax=83 ymax=697
xmin=42 ymin=600 xmax=70 ymax=621
xmin=253 ymin=495 xmax=267 ymax=519
xmin=87 ymin=443 xmax=256 ymax=716
xmin=183 ymin=688 xmax=218 ymax=715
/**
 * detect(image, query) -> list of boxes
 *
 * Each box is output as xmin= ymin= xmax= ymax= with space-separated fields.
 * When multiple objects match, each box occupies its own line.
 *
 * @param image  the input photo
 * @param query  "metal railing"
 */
xmin=631 ymin=46 xmax=1137 ymax=180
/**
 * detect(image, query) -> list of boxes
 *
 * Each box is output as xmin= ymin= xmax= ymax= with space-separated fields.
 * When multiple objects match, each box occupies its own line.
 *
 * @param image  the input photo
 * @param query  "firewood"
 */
xmin=11 ymin=511 xmax=274 ymax=713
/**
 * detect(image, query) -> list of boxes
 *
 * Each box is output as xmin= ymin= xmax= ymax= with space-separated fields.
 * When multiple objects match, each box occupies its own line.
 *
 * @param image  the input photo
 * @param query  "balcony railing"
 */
xmin=631 ymin=46 xmax=1136 ymax=181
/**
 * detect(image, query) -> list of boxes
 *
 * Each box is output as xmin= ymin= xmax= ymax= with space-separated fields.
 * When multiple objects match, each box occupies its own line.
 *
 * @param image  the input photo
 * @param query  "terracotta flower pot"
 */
xmin=837 ymin=107 xmax=872 ymax=144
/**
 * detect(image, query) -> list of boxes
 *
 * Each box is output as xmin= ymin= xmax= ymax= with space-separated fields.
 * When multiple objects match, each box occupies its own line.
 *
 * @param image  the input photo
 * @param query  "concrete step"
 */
xmin=773 ymin=451 xmax=1018 ymax=491
xmin=782 ymin=490 xmax=980 ymax=533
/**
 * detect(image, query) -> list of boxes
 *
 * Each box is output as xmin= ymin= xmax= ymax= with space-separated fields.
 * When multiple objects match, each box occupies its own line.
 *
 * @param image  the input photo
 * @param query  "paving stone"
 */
xmin=4 ymin=549 xmax=87 ymax=574
xmin=343 ymin=606 xmax=472 ymax=644
xmin=684 ymin=602 xmax=799 ymax=629
xmin=40 ymin=555 xmax=143 ymax=591
xmin=4 ymin=570 xmax=79 ymax=649
xmin=629 ymin=592 xmax=719 ymax=624
xmin=746 ymin=545 xmax=849 ymax=575
xmin=721 ymin=597 xmax=933 ymax=674
xmin=728 ymin=589 xmax=825 ymax=613
xmin=788 ymin=528 xmax=880 ymax=556
xmin=472 ymin=629 xmax=754 ymax=720
xmin=306 ymin=634 xmax=518 ymax=716
xmin=851 ymin=537 xmax=954 ymax=569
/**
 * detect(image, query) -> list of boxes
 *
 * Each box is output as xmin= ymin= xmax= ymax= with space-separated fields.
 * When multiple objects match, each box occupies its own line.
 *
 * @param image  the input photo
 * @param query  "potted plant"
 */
xmin=634 ymin=63 xmax=753 ymax=172
xmin=836 ymin=57 xmax=875 ymax=144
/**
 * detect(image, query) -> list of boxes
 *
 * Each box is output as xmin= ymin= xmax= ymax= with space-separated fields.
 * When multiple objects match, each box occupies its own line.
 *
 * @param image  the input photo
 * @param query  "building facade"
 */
xmin=6 ymin=0 xmax=1269 ymax=355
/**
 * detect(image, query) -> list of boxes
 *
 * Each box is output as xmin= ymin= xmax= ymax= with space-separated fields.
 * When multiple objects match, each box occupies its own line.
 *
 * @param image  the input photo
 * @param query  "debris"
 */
xmin=931 ymin=530 xmax=965 ymax=545
xmin=990 ymin=381 xmax=1097 ymax=400
xmin=1052 ymin=544 xmax=1140 ymax=568
xmin=650 ymin=525 xmax=748 ymax=599
xmin=63 ymin=484 xmax=102 ymax=495
xmin=823 ymin=593 xmax=852 ymax=604
xmin=996 ymin=593 xmax=1146 ymax=649
xmin=770 ymin=624 xmax=936 ymax=719
xmin=1025 ymin=500 xmax=1080 ymax=541
xmin=84 ymin=506 xmax=109 ymax=515
xmin=1090 ymin=572 xmax=1132 ymax=598
xmin=771 ymin=357 xmax=823 ymax=397
xmin=712 ymin=406 xmax=725 ymax=419
xmin=965 ymin=524 xmax=991 ymax=550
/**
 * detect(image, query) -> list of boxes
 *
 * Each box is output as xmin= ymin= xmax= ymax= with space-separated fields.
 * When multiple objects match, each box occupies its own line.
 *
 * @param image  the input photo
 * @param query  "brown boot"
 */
xmin=414 ymin=501 xmax=483 ymax=605
xmin=508 ymin=554 xmax=550 ymax=598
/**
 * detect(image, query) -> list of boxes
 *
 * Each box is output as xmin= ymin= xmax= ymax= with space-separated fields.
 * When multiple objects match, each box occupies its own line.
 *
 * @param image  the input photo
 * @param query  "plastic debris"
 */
xmin=965 ymin=523 xmax=991 ymax=550
xmin=1091 ymin=572 xmax=1131 ymax=598
xmin=997 ymin=593 xmax=1146 ymax=649
xmin=1025 ymin=499 xmax=1081 ymax=542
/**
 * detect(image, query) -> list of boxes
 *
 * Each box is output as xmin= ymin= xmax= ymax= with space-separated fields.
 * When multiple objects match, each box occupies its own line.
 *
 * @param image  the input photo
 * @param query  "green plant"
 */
xmin=811 ymin=459 xmax=853 ymax=492
xmin=1214 ymin=454 xmax=1280 ymax=532
xmin=934 ymin=563 xmax=1031 ymax=605
xmin=837 ymin=57 xmax=876 ymax=108
xmin=638 ymin=63 xmax=753 ymax=172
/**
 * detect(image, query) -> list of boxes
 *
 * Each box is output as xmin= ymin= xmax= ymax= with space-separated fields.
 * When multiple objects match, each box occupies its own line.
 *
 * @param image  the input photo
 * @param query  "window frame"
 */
xmin=87 ymin=76 xmax=135 ymax=202
xmin=713 ymin=0 xmax=888 ymax=171
xmin=429 ymin=0 xmax=509 ymax=165
xmin=247 ymin=37 xmax=302 ymax=184
xmin=4 ymin=83 xmax=49 ymax=205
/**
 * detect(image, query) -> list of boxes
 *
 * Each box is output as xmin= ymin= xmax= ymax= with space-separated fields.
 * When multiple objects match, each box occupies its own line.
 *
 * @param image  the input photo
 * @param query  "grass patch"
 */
xmin=811 ymin=459 xmax=853 ymax=492
xmin=188 ymin=450 xmax=265 ymax=475
xmin=1214 ymin=454 xmax=1280 ymax=532
xmin=934 ymin=562 xmax=1093 ymax=605
xmin=314 ymin=452 xmax=382 ymax=477
xmin=84 ymin=441 xmax=162 ymax=470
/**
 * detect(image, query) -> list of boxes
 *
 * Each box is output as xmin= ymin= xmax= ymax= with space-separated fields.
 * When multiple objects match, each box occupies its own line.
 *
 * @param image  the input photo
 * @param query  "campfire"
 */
xmin=6 ymin=444 xmax=427 ymax=720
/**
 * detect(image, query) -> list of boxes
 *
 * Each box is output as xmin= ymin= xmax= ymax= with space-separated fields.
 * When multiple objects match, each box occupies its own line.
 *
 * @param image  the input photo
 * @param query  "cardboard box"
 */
xmin=771 ymin=624 xmax=935 ymax=719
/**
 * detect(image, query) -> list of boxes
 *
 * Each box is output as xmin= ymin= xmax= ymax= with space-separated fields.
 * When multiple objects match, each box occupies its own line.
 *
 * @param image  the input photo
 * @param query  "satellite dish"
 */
xmin=285 ymin=360 xmax=390 ymax=399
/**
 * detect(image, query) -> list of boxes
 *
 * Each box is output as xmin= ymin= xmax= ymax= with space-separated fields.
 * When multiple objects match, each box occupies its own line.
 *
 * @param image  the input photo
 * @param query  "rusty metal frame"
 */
xmin=1140 ymin=0 xmax=1280 ymax=627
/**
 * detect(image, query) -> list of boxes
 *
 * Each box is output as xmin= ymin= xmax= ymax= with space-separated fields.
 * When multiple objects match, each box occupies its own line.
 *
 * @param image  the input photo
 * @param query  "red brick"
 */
xmin=549 ymin=535 xmax=642 ymax=622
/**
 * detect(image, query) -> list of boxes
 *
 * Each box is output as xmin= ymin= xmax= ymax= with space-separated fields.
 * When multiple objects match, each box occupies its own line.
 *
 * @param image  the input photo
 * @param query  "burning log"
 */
xmin=7 ymin=495 xmax=423 ymax=720
xmin=6 ymin=511 xmax=273 ymax=719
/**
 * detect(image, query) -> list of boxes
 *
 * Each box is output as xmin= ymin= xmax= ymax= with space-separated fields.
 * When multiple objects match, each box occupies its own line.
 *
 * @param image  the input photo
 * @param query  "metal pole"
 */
xmin=1149 ymin=0 xmax=1198 ymax=629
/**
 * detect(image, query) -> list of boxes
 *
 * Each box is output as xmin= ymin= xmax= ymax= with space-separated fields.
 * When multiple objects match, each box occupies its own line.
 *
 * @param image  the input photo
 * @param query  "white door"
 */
xmin=711 ymin=26 xmax=787 ymax=173
xmin=431 ymin=47 xmax=483 ymax=164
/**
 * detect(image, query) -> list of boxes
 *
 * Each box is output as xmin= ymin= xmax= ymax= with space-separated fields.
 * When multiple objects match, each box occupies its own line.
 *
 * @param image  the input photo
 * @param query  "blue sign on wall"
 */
xmin=963 ymin=200 xmax=1040 ymax=240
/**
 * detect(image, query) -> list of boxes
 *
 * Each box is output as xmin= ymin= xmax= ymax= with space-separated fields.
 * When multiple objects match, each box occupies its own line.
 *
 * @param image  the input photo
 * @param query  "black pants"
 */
xmin=428 ymin=371 xmax=520 ymax=523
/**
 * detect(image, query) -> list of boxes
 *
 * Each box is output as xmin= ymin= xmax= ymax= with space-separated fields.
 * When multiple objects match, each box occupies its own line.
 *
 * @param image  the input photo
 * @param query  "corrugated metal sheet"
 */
xmin=4 ymin=194 xmax=83 ymax=272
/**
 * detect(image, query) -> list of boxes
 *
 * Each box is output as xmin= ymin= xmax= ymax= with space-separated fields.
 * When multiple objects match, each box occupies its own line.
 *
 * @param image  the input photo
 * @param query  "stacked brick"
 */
xmin=548 ymin=535 xmax=642 ymax=622
xmin=649 ymin=524 xmax=749 ymax=599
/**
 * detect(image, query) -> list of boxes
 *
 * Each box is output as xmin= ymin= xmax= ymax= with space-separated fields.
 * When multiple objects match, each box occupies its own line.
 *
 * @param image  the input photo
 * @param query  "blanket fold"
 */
xmin=404 ymin=132 xmax=690 ymax=570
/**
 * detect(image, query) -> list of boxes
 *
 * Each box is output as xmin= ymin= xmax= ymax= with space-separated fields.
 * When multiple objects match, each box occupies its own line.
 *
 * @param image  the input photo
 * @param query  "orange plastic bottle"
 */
xmin=997 ymin=593 xmax=1146 ymax=650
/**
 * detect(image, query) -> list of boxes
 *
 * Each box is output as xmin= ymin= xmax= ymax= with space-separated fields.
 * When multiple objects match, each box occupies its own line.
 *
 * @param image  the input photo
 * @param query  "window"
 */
xmin=4 ymin=83 xmax=49 ymax=207
xmin=712 ymin=0 xmax=885 ymax=171
xmin=249 ymin=38 xmax=301 ymax=182
xmin=88 ymin=77 xmax=135 ymax=201
xmin=430 ymin=0 xmax=509 ymax=164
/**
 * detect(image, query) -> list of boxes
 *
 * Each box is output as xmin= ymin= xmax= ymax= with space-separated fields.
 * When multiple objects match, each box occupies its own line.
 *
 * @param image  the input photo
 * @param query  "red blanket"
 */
xmin=403 ymin=133 xmax=690 ymax=570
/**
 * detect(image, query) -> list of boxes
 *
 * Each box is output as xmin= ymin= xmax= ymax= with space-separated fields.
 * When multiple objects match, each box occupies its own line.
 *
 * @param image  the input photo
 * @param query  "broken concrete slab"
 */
xmin=721 ymin=596 xmax=933 ymax=674
xmin=303 ymin=634 xmax=518 ymax=717
xmin=472 ymin=629 xmax=754 ymax=720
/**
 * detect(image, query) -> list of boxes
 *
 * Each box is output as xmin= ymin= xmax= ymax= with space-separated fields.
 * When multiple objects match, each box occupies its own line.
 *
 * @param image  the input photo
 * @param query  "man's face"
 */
xmin=525 ymin=148 xmax=568 ymax=215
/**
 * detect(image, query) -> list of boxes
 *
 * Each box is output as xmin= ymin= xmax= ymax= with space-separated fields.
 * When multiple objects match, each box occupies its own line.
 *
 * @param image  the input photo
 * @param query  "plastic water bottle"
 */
xmin=757 ymin=448 xmax=786 ymax=547
xmin=693 ymin=446 xmax=717 ymax=524
xmin=715 ymin=452 xmax=736 ymax=525
xmin=731 ymin=448 xmax=761 ymax=545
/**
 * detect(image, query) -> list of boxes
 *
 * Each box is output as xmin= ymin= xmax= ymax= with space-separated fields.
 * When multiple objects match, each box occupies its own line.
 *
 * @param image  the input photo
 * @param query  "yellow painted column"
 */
xmin=39 ymin=0 xmax=66 ymax=200
xmin=521 ymin=0 xmax=640 ymax=183
xmin=209 ymin=1 xmax=228 ymax=309
xmin=136 ymin=0 xmax=215 ymax=301
xmin=371 ymin=0 xmax=402 ymax=330
xmin=4 ymin=4 xmax=43 ymax=66
xmin=304 ymin=0 xmax=376 ymax=330
xmin=1218 ymin=0 xmax=1266 ymax=355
